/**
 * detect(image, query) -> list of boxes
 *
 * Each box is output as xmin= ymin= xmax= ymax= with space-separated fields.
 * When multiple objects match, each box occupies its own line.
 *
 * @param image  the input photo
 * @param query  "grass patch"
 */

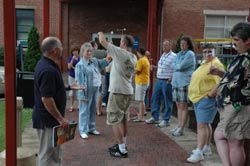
xmin=0 ymin=101 xmax=32 ymax=152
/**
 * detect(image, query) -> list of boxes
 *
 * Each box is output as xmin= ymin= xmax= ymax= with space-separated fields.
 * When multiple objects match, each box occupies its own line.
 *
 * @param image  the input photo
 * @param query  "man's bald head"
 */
xmin=41 ymin=37 xmax=62 ymax=56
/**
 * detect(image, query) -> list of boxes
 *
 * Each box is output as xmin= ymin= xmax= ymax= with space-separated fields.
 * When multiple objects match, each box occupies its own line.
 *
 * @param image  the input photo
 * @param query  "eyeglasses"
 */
xmin=203 ymin=50 xmax=212 ymax=54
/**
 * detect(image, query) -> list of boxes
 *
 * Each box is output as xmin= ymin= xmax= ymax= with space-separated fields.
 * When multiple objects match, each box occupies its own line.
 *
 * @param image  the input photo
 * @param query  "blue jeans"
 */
xmin=151 ymin=79 xmax=173 ymax=121
xmin=79 ymin=86 xmax=99 ymax=134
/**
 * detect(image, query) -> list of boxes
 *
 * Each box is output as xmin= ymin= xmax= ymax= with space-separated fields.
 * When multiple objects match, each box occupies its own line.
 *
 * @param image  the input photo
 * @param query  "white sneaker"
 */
xmin=89 ymin=130 xmax=100 ymax=135
xmin=192 ymin=147 xmax=212 ymax=156
xmin=145 ymin=117 xmax=159 ymax=124
xmin=192 ymin=148 xmax=199 ymax=154
xmin=80 ymin=133 xmax=88 ymax=139
xmin=170 ymin=127 xmax=178 ymax=133
xmin=156 ymin=121 xmax=169 ymax=128
xmin=203 ymin=146 xmax=212 ymax=156
xmin=102 ymin=102 xmax=106 ymax=107
xmin=187 ymin=153 xmax=204 ymax=163
xmin=172 ymin=128 xmax=184 ymax=137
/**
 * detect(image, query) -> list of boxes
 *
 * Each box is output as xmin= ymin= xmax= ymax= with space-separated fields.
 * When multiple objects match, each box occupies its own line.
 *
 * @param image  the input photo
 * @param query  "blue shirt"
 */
xmin=75 ymin=57 xmax=108 ymax=100
xmin=33 ymin=56 xmax=66 ymax=129
xmin=171 ymin=50 xmax=196 ymax=88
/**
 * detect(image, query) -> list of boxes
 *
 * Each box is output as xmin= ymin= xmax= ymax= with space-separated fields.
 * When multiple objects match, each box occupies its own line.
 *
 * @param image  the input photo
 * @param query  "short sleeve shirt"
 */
xmin=33 ymin=56 xmax=66 ymax=129
xmin=107 ymin=43 xmax=137 ymax=94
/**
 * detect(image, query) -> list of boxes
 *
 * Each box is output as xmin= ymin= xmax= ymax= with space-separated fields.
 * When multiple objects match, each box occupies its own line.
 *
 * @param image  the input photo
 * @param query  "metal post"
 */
xmin=3 ymin=0 xmax=17 ymax=165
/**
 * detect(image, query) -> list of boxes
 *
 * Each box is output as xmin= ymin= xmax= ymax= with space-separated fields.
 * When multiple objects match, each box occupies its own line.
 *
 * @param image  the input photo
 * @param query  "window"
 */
xmin=204 ymin=10 xmax=248 ymax=38
xmin=16 ymin=9 xmax=34 ymax=42
xmin=92 ymin=33 xmax=123 ymax=48
xmin=205 ymin=15 xmax=246 ymax=38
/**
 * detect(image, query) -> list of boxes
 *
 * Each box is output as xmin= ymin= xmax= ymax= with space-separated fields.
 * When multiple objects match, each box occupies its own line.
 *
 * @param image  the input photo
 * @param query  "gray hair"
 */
xmin=40 ymin=37 xmax=61 ymax=55
xmin=80 ymin=42 xmax=93 ymax=56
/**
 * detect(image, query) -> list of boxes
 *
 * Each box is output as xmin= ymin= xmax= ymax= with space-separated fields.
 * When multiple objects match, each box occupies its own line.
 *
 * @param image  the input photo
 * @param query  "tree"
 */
xmin=24 ymin=26 xmax=41 ymax=72
xmin=174 ymin=33 xmax=183 ymax=53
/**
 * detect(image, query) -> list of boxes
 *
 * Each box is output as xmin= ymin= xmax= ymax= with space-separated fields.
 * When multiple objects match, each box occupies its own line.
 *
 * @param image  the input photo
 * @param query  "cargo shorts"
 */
xmin=106 ymin=93 xmax=132 ymax=126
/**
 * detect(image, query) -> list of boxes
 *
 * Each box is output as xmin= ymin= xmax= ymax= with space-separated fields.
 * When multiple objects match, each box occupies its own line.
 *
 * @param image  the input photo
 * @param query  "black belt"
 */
xmin=158 ymin=78 xmax=170 ymax=81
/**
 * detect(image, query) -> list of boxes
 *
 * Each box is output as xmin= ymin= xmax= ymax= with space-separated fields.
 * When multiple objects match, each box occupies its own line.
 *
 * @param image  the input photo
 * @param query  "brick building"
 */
xmin=0 ymin=0 xmax=249 ymax=71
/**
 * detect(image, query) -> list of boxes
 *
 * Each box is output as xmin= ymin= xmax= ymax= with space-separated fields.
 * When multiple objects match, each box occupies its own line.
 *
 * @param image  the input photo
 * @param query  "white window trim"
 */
xmin=204 ymin=10 xmax=248 ymax=16
xmin=16 ymin=5 xmax=36 ymax=9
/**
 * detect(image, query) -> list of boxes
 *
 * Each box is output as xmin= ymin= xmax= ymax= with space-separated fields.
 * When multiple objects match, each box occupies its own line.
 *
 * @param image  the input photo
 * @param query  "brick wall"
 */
xmin=162 ymin=0 xmax=249 ymax=50
xmin=0 ymin=0 xmax=248 ymax=70
xmin=61 ymin=2 xmax=148 ymax=70
xmin=67 ymin=2 xmax=148 ymax=49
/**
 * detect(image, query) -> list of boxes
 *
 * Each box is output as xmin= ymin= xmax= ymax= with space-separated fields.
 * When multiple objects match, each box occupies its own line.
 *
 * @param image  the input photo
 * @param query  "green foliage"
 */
xmin=24 ymin=26 xmax=41 ymax=72
xmin=0 ymin=101 xmax=32 ymax=152
xmin=0 ymin=47 xmax=3 ymax=66
xmin=174 ymin=33 xmax=183 ymax=53
xmin=0 ymin=46 xmax=20 ymax=68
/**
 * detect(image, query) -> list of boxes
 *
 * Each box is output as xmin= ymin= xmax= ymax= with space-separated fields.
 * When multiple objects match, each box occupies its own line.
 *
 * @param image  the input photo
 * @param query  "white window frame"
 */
xmin=204 ymin=10 xmax=248 ymax=39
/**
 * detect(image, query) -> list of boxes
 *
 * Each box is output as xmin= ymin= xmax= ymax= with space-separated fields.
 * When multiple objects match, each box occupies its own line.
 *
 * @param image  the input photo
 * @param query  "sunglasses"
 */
xmin=203 ymin=50 xmax=212 ymax=54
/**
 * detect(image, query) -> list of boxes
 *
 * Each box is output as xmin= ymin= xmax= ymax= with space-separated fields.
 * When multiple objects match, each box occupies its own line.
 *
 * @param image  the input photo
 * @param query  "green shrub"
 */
xmin=24 ymin=26 xmax=41 ymax=72
xmin=174 ymin=33 xmax=183 ymax=53
xmin=0 ymin=46 xmax=4 ymax=66
xmin=0 ymin=46 xmax=20 ymax=67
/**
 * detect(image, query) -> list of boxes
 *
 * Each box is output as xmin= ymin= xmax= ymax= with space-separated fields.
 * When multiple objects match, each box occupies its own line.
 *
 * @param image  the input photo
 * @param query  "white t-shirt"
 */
xmin=107 ymin=43 xmax=137 ymax=95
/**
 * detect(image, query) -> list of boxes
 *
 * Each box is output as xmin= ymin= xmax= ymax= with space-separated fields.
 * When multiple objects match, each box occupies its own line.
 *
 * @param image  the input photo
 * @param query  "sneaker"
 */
xmin=203 ymin=146 xmax=212 ymax=156
xmin=80 ymin=133 xmax=88 ymax=139
xmin=108 ymin=144 xmax=128 ymax=152
xmin=102 ymin=102 xmax=106 ymax=107
xmin=108 ymin=144 xmax=119 ymax=152
xmin=89 ymin=130 xmax=100 ymax=135
xmin=156 ymin=121 xmax=169 ymax=128
xmin=133 ymin=118 xmax=144 ymax=122
xmin=132 ymin=115 xmax=138 ymax=120
xmin=109 ymin=147 xmax=128 ymax=158
xmin=187 ymin=153 xmax=204 ymax=163
xmin=170 ymin=127 xmax=178 ymax=133
xmin=145 ymin=117 xmax=159 ymax=124
xmin=172 ymin=128 xmax=184 ymax=137
xmin=192 ymin=147 xmax=212 ymax=156
xmin=192 ymin=148 xmax=199 ymax=154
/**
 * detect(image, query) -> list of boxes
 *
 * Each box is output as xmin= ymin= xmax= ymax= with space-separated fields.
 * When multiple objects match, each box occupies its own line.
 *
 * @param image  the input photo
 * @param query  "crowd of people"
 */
xmin=33 ymin=21 xmax=250 ymax=166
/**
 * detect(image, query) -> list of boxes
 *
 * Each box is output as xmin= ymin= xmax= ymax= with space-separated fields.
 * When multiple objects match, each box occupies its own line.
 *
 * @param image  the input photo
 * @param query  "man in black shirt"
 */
xmin=33 ymin=36 xmax=84 ymax=166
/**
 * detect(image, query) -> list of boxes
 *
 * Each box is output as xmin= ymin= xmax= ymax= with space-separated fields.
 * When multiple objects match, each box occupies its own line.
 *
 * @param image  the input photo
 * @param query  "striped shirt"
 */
xmin=157 ymin=51 xmax=177 ymax=79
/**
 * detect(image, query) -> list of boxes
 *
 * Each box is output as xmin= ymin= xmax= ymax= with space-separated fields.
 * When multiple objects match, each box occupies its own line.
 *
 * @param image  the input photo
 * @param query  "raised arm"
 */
xmin=98 ymin=32 xmax=109 ymax=49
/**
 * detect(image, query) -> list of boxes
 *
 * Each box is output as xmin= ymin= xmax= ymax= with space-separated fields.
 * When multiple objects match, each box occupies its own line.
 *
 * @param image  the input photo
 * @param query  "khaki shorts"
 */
xmin=106 ymin=93 xmax=132 ymax=126
xmin=135 ymin=84 xmax=148 ymax=101
xmin=68 ymin=76 xmax=77 ymax=97
xmin=216 ymin=104 xmax=250 ymax=139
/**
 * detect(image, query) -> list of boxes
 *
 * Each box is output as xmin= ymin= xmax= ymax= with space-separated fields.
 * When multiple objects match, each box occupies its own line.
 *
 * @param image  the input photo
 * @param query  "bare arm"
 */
xmin=67 ymin=55 xmax=77 ymax=70
xmin=98 ymin=32 xmax=109 ymax=49
xmin=42 ymin=97 xmax=69 ymax=127
xmin=208 ymin=66 xmax=225 ymax=77
xmin=207 ymin=84 xmax=219 ymax=98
